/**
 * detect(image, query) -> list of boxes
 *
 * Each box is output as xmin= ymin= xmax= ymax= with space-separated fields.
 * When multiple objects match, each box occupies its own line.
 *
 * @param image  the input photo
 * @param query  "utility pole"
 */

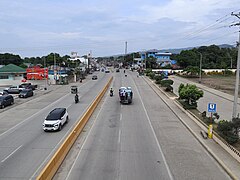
xmin=198 ymin=52 xmax=203 ymax=83
xmin=43 ymin=56 xmax=47 ymax=90
xmin=54 ymin=53 xmax=57 ymax=84
xmin=231 ymin=12 xmax=240 ymax=118
xmin=124 ymin=41 xmax=127 ymax=67
xmin=125 ymin=41 xmax=127 ymax=55
xmin=87 ymin=51 xmax=91 ymax=73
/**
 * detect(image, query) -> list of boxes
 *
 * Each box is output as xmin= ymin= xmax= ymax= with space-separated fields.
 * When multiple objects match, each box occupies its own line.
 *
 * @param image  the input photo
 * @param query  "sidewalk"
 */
xmin=144 ymin=76 xmax=240 ymax=179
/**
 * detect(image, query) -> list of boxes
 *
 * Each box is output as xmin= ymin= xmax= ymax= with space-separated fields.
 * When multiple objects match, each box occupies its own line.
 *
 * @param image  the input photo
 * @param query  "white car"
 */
xmin=43 ymin=108 xmax=69 ymax=131
xmin=0 ymin=91 xmax=8 ymax=96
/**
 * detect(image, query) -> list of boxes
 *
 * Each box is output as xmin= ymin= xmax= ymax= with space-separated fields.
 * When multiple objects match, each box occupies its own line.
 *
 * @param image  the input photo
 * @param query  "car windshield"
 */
xmin=46 ymin=108 xmax=64 ymax=120
xmin=20 ymin=90 xmax=28 ymax=93
xmin=46 ymin=112 xmax=61 ymax=120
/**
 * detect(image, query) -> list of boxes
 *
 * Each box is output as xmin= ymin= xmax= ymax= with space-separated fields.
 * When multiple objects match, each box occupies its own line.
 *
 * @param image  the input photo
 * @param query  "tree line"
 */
xmin=171 ymin=44 xmax=238 ymax=69
xmin=0 ymin=53 xmax=79 ymax=68
xmin=0 ymin=44 xmax=238 ymax=69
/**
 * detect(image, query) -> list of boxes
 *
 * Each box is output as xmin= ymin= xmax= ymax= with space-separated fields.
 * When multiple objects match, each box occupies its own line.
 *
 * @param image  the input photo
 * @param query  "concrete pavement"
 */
xmin=145 ymin=75 xmax=240 ymax=179
xmin=55 ymin=71 xmax=232 ymax=180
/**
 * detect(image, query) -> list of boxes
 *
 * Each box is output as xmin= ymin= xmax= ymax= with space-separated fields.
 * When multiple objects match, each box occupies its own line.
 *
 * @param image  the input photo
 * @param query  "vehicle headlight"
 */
xmin=54 ymin=123 xmax=59 ymax=127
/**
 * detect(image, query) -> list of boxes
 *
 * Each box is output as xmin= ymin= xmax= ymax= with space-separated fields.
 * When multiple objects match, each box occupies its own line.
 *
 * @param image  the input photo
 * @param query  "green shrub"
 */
xmin=165 ymin=85 xmax=173 ymax=92
xmin=178 ymin=84 xmax=203 ymax=108
xmin=149 ymin=72 xmax=155 ymax=79
xmin=178 ymin=99 xmax=197 ymax=109
xmin=145 ymin=68 xmax=152 ymax=75
xmin=223 ymin=69 xmax=233 ymax=75
xmin=154 ymin=75 xmax=163 ymax=81
xmin=178 ymin=83 xmax=184 ymax=94
xmin=217 ymin=120 xmax=239 ymax=145
xmin=160 ymin=79 xmax=173 ymax=87
xmin=154 ymin=75 xmax=164 ymax=84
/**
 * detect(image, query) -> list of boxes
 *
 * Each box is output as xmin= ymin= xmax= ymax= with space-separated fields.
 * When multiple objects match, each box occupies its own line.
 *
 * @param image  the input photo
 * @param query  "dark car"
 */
xmin=92 ymin=75 xmax=98 ymax=80
xmin=18 ymin=89 xmax=34 ymax=98
xmin=71 ymin=86 xmax=78 ymax=94
xmin=19 ymin=83 xmax=36 ymax=90
xmin=0 ymin=95 xmax=14 ymax=109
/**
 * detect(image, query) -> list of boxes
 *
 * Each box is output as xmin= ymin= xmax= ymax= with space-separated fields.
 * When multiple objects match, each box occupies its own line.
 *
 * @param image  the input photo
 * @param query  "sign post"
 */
xmin=207 ymin=103 xmax=216 ymax=139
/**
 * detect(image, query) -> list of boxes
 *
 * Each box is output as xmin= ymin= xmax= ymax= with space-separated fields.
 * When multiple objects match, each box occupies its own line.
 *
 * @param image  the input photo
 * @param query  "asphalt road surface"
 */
xmin=0 ymin=71 xmax=110 ymax=179
xmin=60 ymin=70 xmax=230 ymax=180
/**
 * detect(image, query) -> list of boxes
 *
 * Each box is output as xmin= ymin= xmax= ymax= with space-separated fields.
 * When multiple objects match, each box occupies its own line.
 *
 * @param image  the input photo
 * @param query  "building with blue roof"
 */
xmin=139 ymin=50 xmax=176 ymax=67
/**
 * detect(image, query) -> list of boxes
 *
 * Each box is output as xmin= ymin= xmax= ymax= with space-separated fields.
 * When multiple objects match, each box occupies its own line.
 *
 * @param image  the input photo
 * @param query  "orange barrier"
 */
xmin=37 ymin=77 xmax=113 ymax=180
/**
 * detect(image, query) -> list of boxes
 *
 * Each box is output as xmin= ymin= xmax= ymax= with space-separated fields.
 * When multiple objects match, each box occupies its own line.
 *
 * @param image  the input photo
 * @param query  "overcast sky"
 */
xmin=0 ymin=0 xmax=239 ymax=58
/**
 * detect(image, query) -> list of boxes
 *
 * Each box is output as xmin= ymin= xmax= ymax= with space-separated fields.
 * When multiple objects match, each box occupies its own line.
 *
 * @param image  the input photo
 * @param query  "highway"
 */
xmin=58 ymin=70 xmax=230 ymax=180
xmin=0 ymin=72 xmax=111 ymax=179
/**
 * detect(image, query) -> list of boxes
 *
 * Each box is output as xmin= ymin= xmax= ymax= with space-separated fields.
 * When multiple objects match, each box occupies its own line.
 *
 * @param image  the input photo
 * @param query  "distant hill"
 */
xmin=218 ymin=44 xmax=235 ymax=49
xmin=102 ymin=44 xmax=235 ymax=58
xmin=159 ymin=44 xmax=235 ymax=54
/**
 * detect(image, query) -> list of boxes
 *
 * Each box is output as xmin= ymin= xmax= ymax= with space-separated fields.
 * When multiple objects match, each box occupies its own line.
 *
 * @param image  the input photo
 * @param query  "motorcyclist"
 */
xmin=110 ymin=88 xmax=114 ymax=96
xmin=75 ymin=93 xmax=79 ymax=103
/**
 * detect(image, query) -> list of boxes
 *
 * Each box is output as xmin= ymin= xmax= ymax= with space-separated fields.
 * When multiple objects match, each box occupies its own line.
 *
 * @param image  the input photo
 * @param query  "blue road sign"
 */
xmin=208 ymin=103 xmax=216 ymax=112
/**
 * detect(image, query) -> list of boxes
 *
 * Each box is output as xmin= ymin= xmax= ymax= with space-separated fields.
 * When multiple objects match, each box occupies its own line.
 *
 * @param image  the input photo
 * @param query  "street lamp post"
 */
xmin=231 ymin=12 xmax=240 ymax=118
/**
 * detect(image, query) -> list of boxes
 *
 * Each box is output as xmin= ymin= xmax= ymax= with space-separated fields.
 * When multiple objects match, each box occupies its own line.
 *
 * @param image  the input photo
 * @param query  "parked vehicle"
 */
xmin=0 ymin=91 xmax=8 ymax=96
xmin=0 ymin=95 xmax=14 ymax=108
xmin=4 ymin=86 xmax=24 ymax=94
xmin=18 ymin=89 xmax=34 ymax=98
xmin=116 ymin=68 xmax=120 ymax=72
xmin=19 ymin=83 xmax=36 ymax=90
xmin=43 ymin=108 xmax=69 ymax=131
xmin=105 ymin=69 xmax=110 ymax=73
xmin=92 ymin=75 xmax=98 ymax=80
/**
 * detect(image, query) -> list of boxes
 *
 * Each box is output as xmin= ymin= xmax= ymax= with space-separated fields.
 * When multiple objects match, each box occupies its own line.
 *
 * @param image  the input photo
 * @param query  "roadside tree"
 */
xmin=160 ymin=79 xmax=174 ymax=92
xmin=178 ymin=83 xmax=203 ymax=109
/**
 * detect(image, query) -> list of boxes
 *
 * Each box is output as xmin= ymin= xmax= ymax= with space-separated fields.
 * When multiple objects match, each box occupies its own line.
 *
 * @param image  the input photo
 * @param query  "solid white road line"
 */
xmin=0 ymin=93 xmax=70 ymax=140
xmin=1 ymin=145 xmax=22 ymax=163
xmin=118 ymin=129 xmax=121 ymax=144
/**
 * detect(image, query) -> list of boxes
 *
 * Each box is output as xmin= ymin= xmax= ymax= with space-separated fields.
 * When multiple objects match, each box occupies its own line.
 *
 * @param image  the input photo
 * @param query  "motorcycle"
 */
xmin=75 ymin=94 xmax=79 ymax=103
xmin=110 ymin=90 xmax=113 ymax=97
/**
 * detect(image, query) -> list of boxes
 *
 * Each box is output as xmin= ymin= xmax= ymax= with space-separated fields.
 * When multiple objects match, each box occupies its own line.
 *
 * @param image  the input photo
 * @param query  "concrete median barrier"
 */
xmin=37 ymin=77 xmax=113 ymax=180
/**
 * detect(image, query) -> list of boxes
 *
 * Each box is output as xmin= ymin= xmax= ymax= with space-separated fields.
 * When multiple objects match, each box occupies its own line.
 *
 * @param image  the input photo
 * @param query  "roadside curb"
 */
xmin=143 ymin=76 xmax=238 ymax=180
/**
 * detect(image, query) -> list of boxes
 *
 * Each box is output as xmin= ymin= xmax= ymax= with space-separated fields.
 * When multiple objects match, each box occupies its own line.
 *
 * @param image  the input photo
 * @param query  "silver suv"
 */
xmin=43 ymin=108 xmax=69 ymax=131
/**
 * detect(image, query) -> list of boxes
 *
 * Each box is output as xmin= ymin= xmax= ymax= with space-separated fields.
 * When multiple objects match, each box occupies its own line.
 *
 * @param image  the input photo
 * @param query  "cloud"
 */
xmin=0 ymin=0 xmax=239 ymax=57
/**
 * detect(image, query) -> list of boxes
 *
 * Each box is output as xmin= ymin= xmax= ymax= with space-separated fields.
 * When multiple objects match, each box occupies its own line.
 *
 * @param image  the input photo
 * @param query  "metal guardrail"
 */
xmin=37 ymin=77 xmax=113 ymax=180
